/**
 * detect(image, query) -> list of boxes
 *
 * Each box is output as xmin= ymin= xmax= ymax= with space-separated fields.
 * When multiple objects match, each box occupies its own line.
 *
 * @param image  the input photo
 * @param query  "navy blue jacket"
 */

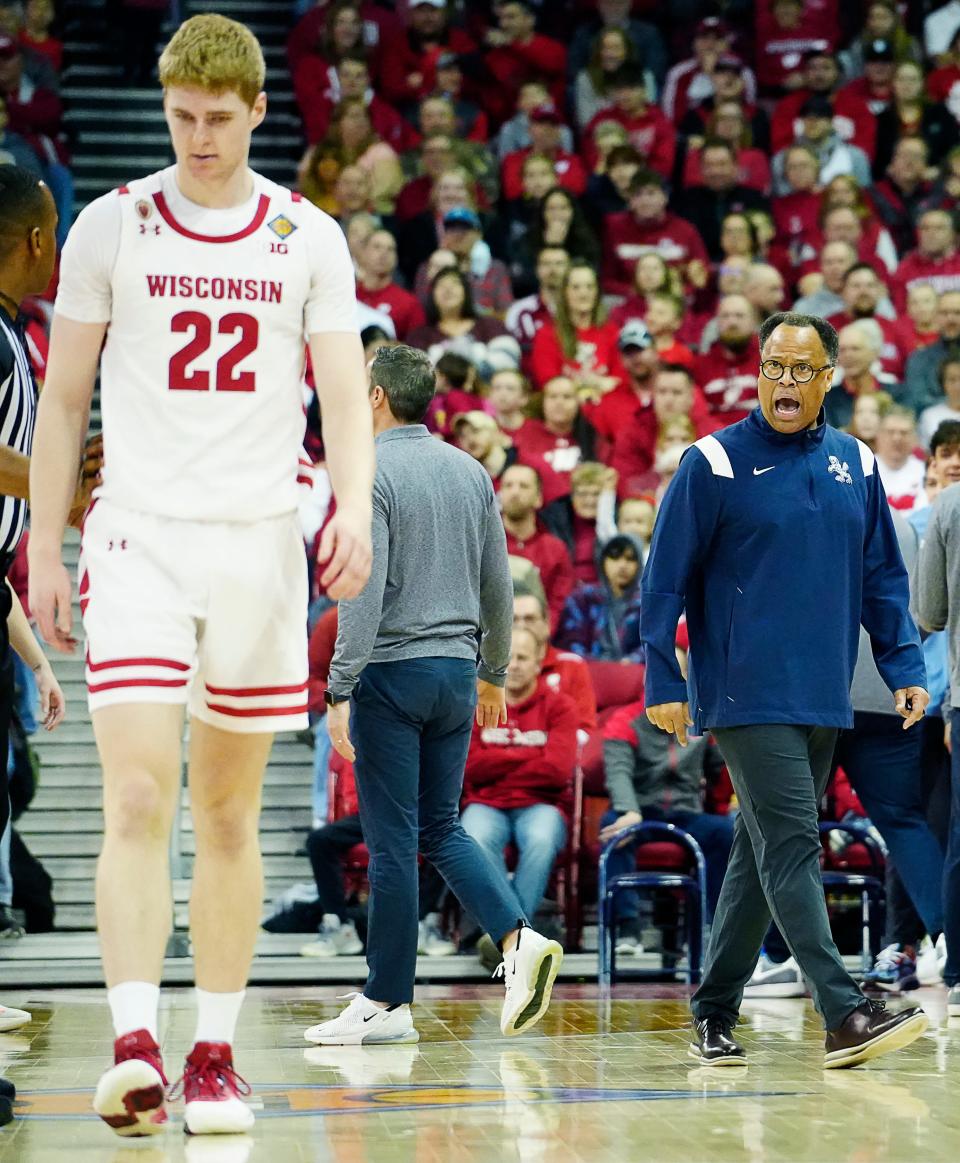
xmin=641 ymin=408 xmax=925 ymax=733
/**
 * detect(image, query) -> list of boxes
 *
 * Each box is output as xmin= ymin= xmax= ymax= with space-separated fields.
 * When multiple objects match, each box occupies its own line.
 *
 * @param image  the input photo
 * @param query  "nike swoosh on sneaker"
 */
xmin=753 ymin=466 xmax=775 ymax=475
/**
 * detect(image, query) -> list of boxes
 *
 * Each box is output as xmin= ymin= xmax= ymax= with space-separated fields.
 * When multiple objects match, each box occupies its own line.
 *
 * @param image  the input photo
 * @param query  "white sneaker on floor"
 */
xmin=743 ymin=954 xmax=807 ymax=998
xmin=304 ymin=993 xmax=419 ymax=1046
xmin=300 ymin=916 xmax=363 ymax=958
xmin=615 ymin=937 xmax=643 ymax=957
xmin=948 ymin=985 xmax=960 ymax=1018
xmin=497 ymin=927 xmax=563 ymax=1037
xmin=916 ymin=935 xmax=946 ymax=986
xmin=0 ymin=1003 xmax=30 ymax=1032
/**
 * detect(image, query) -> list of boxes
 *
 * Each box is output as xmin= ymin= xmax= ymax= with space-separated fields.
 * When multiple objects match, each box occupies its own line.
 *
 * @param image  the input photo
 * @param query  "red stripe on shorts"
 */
xmin=87 ymin=656 xmax=191 ymax=673
xmin=88 ymin=677 xmax=190 ymax=694
xmin=206 ymin=702 xmax=310 ymax=718
xmin=205 ymin=682 xmax=308 ymax=697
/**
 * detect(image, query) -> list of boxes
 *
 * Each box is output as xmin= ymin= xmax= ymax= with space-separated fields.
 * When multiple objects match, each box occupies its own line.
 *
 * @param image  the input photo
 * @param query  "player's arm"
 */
xmin=304 ymin=211 xmax=375 ymax=601
xmin=28 ymin=316 xmax=105 ymax=651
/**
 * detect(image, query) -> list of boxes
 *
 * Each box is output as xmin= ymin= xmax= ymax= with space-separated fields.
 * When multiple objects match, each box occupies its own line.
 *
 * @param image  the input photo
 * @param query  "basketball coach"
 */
xmin=642 ymin=311 xmax=930 ymax=1070
xmin=303 ymin=344 xmax=563 ymax=1049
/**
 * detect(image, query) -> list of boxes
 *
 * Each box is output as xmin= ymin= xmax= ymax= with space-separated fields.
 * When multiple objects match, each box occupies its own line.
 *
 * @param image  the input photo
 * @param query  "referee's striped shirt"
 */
xmin=0 ymin=310 xmax=37 ymax=558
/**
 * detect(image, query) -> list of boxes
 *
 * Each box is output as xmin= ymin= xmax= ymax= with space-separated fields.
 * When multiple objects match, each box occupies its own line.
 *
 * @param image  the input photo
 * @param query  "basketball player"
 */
xmin=27 ymin=16 xmax=374 ymax=1138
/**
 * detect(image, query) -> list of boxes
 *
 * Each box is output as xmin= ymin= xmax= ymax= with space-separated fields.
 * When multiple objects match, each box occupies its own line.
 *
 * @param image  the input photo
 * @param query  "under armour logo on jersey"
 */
xmin=139 ymin=224 xmax=161 ymax=236
xmin=827 ymin=455 xmax=853 ymax=485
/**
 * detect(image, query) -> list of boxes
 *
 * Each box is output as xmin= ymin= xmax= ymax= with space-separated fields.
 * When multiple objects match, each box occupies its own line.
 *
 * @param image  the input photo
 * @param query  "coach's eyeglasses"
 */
xmin=760 ymin=360 xmax=832 ymax=384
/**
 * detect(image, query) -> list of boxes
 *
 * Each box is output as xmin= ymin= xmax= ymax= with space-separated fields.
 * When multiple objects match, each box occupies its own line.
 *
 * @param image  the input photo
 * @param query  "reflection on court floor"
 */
xmin=0 ymin=984 xmax=956 ymax=1161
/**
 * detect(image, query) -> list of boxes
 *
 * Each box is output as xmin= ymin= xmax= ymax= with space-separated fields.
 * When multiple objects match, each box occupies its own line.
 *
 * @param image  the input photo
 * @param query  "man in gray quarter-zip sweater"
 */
xmin=303 ymin=345 xmax=563 ymax=1050
xmin=917 ymin=481 xmax=960 ymax=1016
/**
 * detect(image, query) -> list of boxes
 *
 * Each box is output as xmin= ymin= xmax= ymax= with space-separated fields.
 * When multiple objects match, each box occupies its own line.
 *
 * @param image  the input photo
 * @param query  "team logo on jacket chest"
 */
xmin=827 ymin=455 xmax=853 ymax=485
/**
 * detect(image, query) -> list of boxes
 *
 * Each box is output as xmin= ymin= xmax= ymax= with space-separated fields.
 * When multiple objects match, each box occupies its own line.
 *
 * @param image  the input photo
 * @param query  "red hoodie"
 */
xmin=889 ymin=251 xmax=960 ymax=314
xmin=356 ymin=282 xmax=426 ymax=340
xmin=695 ymin=338 xmax=761 ymax=424
xmin=602 ymin=212 xmax=708 ymax=297
xmin=541 ymin=645 xmax=597 ymax=733
xmin=464 ymin=679 xmax=578 ymax=811
xmin=504 ymin=522 xmax=574 ymax=634
xmin=582 ymin=106 xmax=675 ymax=177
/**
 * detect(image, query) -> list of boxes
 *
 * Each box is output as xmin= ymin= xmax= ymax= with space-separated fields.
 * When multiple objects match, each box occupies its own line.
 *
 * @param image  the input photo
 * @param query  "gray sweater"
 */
xmin=328 ymin=424 xmax=513 ymax=700
xmin=918 ymin=482 xmax=960 ymax=709
xmin=850 ymin=511 xmax=919 ymax=715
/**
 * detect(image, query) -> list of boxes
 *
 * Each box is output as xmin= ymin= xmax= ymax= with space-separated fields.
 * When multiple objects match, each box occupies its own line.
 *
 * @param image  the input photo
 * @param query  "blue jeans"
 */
xmin=460 ymin=802 xmax=566 ymax=922
xmin=835 ymin=712 xmax=945 ymax=936
xmin=312 ymin=713 xmax=332 ymax=825
xmin=946 ymin=710 xmax=960 ymax=986
xmin=600 ymin=807 xmax=734 ymax=923
xmin=351 ymin=657 xmax=526 ymax=1003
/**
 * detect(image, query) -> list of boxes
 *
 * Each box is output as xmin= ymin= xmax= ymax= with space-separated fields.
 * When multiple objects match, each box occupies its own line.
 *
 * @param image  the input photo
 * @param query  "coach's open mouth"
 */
xmin=773 ymin=393 xmax=801 ymax=419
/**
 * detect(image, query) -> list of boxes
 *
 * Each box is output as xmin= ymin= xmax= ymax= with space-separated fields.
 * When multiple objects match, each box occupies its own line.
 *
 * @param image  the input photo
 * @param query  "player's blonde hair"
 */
xmin=158 ymin=14 xmax=266 ymax=108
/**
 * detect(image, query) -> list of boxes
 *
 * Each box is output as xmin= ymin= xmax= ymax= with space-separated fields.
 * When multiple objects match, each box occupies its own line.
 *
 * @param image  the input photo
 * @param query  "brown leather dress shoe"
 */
xmin=824 ymin=998 xmax=928 ymax=1069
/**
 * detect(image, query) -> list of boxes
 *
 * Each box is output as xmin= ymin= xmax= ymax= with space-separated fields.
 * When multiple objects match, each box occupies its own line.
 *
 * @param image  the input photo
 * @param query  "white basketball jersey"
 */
xmin=58 ymin=167 xmax=358 ymax=522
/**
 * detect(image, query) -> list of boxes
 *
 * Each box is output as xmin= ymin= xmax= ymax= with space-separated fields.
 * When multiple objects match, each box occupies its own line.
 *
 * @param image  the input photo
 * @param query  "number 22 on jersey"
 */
xmin=168 ymin=310 xmax=259 ymax=392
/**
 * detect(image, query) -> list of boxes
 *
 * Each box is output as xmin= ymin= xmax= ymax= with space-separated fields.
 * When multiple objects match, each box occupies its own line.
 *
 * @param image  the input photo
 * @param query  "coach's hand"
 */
xmin=894 ymin=685 xmax=929 ymax=730
xmin=28 ymin=552 xmax=77 ymax=654
xmin=645 ymin=701 xmax=693 ymax=747
xmin=476 ymin=680 xmax=507 ymax=729
xmin=326 ymin=700 xmax=355 ymax=763
xmin=318 ymin=507 xmax=372 ymax=600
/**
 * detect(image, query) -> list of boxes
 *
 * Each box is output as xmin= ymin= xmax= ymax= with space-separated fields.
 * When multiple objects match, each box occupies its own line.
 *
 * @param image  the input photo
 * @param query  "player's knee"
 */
xmin=193 ymin=800 xmax=257 ymax=857
xmin=103 ymin=773 xmax=170 ymax=844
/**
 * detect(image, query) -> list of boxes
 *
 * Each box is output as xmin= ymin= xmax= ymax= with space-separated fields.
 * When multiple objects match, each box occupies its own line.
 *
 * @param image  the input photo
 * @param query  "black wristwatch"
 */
xmin=324 ymin=689 xmax=347 ymax=707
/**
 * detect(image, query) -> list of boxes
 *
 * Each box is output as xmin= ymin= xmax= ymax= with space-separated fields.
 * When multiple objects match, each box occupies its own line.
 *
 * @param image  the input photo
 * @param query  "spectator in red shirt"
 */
xmin=682 ymin=101 xmax=772 ymax=194
xmin=0 ymin=34 xmax=60 ymax=140
xmin=501 ymin=102 xmax=587 ymax=201
xmin=662 ymin=16 xmax=756 ymax=125
xmin=905 ymin=282 xmax=941 ymax=349
xmin=452 ymin=410 xmax=517 ymax=485
xmin=500 ymin=463 xmax=574 ymax=633
xmin=461 ymin=626 xmax=576 ymax=926
xmin=840 ymin=38 xmax=896 ymax=116
xmin=506 ymin=245 xmax=570 ymax=363
xmin=695 ymin=295 xmax=762 ymax=424
xmin=674 ymin=139 xmax=771 ymax=263
xmin=583 ymin=64 xmax=674 ymax=177
xmin=754 ymin=0 xmax=834 ymax=95
xmin=488 ymin=367 xmax=531 ymax=438
xmin=19 ymin=0 xmax=60 ymax=74
xmin=891 ymin=208 xmax=960 ymax=313
xmin=823 ymin=319 xmax=900 ymax=429
xmin=541 ymin=461 xmax=617 ymax=586
xmin=355 ymin=229 xmax=426 ymax=341
xmin=295 ymin=51 xmax=413 ymax=150
xmin=771 ymin=49 xmax=875 ymax=159
xmin=601 ymin=170 xmax=709 ymax=297
xmin=826 ymin=263 xmax=912 ymax=378
xmin=772 ymin=144 xmax=821 ymax=260
xmin=531 ymin=260 xmax=624 ymax=393
xmin=379 ymin=0 xmax=475 ymax=111
xmin=514 ymin=374 xmax=597 ymax=494
xmin=644 ymin=293 xmax=696 ymax=369
xmin=580 ymin=319 xmax=657 ymax=468
xmin=926 ymin=25 xmax=960 ymax=109
xmin=608 ymin=250 xmax=684 ymax=331
xmin=816 ymin=201 xmax=898 ymax=278
xmin=424 ymin=351 xmax=484 ymax=438
xmin=513 ymin=588 xmax=598 ymax=732
xmin=482 ymin=1 xmax=566 ymax=127
xmin=433 ymin=51 xmax=489 ymax=143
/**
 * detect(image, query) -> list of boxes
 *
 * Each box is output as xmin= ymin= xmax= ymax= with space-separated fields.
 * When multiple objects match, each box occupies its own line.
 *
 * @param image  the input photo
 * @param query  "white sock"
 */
xmin=194 ymin=988 xmax=245 ymax=1046
xmin=107 ymin=981 xmax=160 ymax=1042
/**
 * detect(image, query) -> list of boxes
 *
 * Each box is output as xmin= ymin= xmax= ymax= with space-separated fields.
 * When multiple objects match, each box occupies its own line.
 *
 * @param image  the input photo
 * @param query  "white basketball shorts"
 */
xmin=78 ymin=499 xmax=309 ymax=733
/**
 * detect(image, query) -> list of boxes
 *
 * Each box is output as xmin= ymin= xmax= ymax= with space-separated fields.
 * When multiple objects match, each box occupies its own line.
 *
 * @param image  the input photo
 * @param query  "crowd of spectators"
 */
xmin=285 ymin=0 xmax=960 ymax=966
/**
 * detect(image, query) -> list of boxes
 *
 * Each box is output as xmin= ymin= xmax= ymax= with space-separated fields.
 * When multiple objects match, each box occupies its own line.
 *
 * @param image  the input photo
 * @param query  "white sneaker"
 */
xmin=304 ymin=993 xmax=420 ymax=1046
xmin=497 ymin=927 xmax=563 ymax=1037
xmin=615 ymin=936 xmax=643 ymax=957
xmin=916 ymin=936 xmax=944 ymax=986
xmin=0 ymin=1003 xmax=30 ymax=1032
xmin=419 ymin=916 xmax=457 ymax=957
xmin=947 ymin=985 xmax=960 ymax=1018
xmin=300 ymin=916 xmax=363 ymax=958
xmin=743 ymin=954 xmax=806 ymax=998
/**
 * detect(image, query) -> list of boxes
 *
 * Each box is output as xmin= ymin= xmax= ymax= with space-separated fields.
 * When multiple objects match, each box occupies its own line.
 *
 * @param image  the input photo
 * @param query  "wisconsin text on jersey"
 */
xmin=145 ymin=275 xmax=283 ymax=303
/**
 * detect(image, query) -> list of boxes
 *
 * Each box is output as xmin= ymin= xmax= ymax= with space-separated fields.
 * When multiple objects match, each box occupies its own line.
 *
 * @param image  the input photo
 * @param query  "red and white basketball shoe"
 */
xmin=176 ymin=1042 xmax=255 ymax=1135
xmin=93 ymin=1028 xmax=168 ymax=1136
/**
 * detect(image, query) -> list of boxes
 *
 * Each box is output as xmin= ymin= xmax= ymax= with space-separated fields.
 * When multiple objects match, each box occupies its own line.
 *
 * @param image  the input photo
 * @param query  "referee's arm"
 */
xmin=327 ymin=499 xmax=390 ymax=701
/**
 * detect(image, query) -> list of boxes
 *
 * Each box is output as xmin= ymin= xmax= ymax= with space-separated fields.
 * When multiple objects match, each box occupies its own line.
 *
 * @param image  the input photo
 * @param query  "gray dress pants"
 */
xmin=691 ymin=723 xmax=865 ymax=1031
